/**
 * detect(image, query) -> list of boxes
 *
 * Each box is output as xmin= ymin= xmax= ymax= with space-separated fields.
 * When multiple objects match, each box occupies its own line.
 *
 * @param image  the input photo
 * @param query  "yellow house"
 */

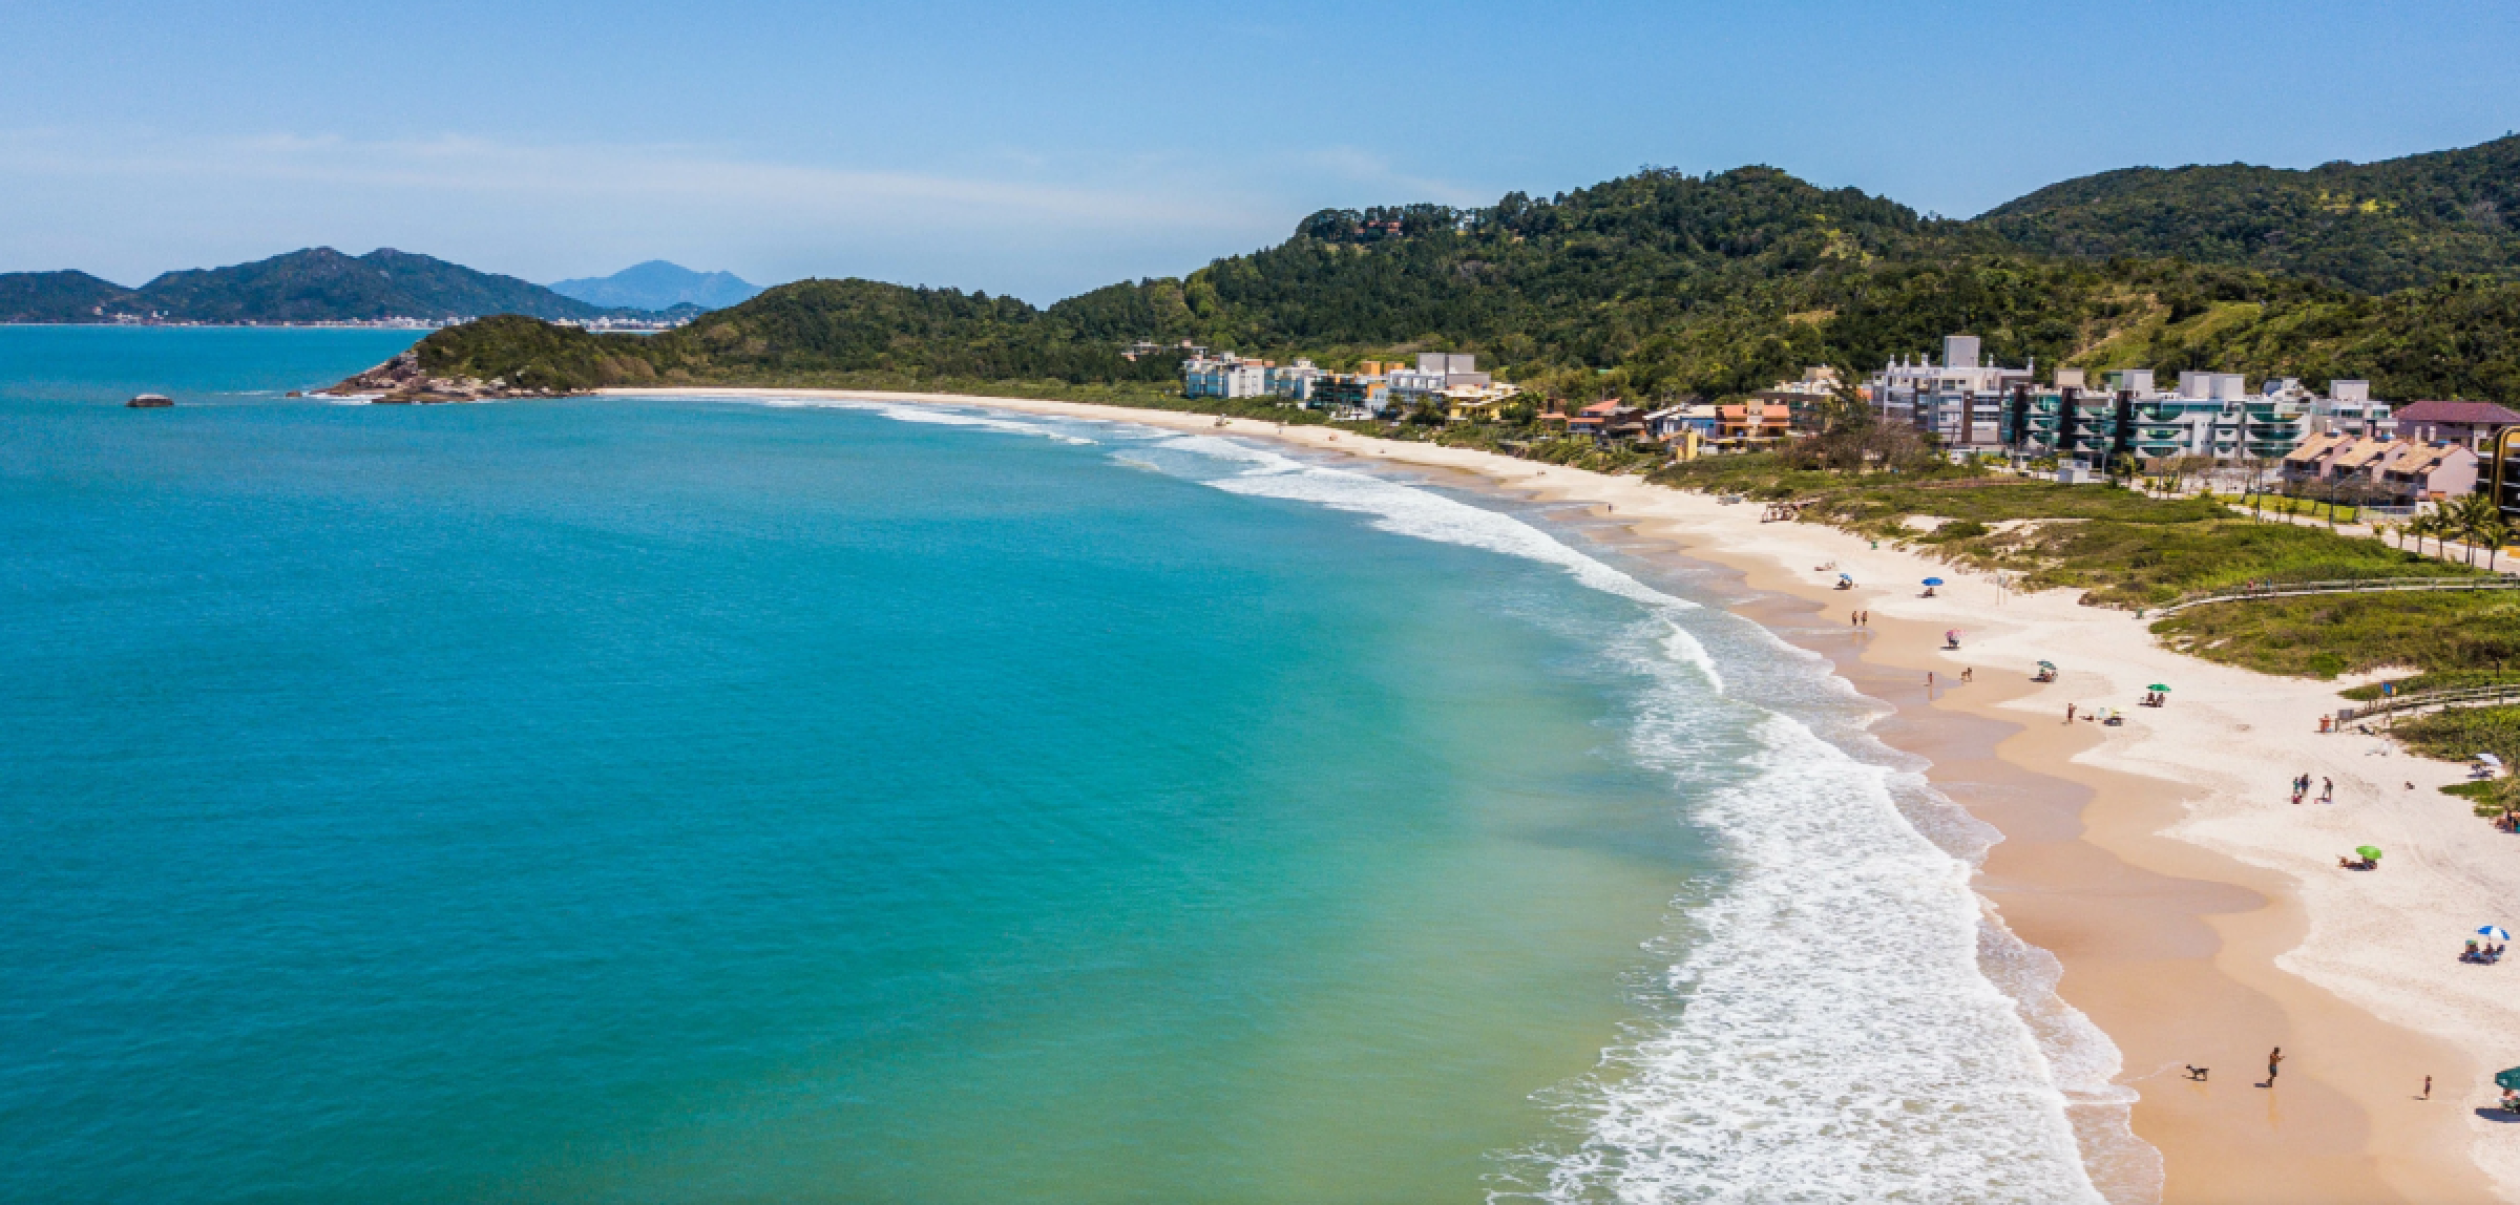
xmin=1666 ymin=428 xmax=1706 ymax=462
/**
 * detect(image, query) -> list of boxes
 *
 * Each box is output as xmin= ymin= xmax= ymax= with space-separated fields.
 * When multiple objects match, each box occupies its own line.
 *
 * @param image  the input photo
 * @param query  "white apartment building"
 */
xmin=1867 ymin=335 xmax=2035 ymax=448
xmin=2306 ymin=379 xmax=2393 ymax=438
xmin=1389 ymin=352 xmax=1502 ymax=401
xmin=1182 ymin=354 xmax=1271 ymax=400
xmin=1268 ymin=359 xmax=1324 ymax=402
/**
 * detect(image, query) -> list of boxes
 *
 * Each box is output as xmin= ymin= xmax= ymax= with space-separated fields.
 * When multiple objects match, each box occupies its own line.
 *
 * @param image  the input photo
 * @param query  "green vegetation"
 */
xmin=1636 ymin=447 xmax=2455 ymax=606
xmin=2153 ymin=589 xmax=2520 ymax=679
xmin=2392 ymin=706 xmax=2520 ymax=789
xmin=396 ymin=177 xmax=2520 ymax=406
xmin=0 ymin=248 xmax=651 ymax=325
xmin=2252 ymin=494 xmax=2362 ymax=524
xmin=0 ymin=270 xmax=138 ymax=323
xmin=375 ymin=131 xmax=2520 ymax=404
xmin=354 ymin=143 xmax=2520 ymax=714
xmin=409 ymin=278 xmax=1194 ymax=396
xmin=2342 ymin=669 xmax=2520 ymax=700
xmin=1616 ymin=428 xmax=2511 ymax=684
xmin=1978 ymin=135 xmax=2520 ymax=294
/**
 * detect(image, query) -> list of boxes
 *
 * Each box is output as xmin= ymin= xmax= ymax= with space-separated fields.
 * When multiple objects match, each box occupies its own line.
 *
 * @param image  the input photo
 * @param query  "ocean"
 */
xmin=0 ymin=327 xmax=2135 ymax=1202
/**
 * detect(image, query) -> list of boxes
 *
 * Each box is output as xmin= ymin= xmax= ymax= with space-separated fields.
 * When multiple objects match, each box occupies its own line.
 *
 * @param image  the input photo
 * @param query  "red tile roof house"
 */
xmin=2393 ymin=400 xmax=2520 ymax=452
xmin=1567 ymin=400 xmax=1639 ymax=437
xmin=2375 ymin=441 xmax=2479 ymax=503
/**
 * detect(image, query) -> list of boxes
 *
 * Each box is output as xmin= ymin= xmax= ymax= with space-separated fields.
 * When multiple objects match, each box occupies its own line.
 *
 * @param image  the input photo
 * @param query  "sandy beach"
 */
xmin=610 ymin=386 xmax=2520 ymax=1202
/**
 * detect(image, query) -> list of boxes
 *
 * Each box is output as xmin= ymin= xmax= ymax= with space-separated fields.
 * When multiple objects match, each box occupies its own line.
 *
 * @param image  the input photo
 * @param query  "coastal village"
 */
xmin=1180 ymin=334 xmax=2520 ymax=535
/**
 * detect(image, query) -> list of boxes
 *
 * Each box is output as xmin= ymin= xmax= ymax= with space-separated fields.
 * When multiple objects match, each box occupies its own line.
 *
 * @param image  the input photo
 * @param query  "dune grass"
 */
xmin=2152 ymin=590 xmax=2520 ymax=679
xmin=2391 ymin=705 xmax=2520 ymax=782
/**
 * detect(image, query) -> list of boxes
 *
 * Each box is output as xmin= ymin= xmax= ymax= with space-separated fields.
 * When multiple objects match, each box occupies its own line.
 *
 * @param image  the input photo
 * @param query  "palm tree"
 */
xmin=2451 ymin=493 xmax=2503 ymax=566
xmin=2411 ymin=509 xmax=2446 ymax=561
xmin=2478 ymin=507 xmax=2514 ymax=573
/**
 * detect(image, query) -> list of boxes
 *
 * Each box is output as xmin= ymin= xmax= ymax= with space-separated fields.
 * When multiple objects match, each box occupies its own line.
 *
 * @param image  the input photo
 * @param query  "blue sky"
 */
xmin=4 ymin=0 xmax=2516 ymax=302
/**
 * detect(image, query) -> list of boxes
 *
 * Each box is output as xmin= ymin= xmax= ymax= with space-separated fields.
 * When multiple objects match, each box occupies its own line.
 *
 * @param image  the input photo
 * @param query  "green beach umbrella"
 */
xmin=2356 ymin=845 xmax=2384 ymax=861
xmin=2037 ymin=660 xmax=2057 ymax=670
xmin=2148 ymin=684 xmax=2171 ymax=693
xmin=2498 ymin=1067 xmax=2520 ymax=1093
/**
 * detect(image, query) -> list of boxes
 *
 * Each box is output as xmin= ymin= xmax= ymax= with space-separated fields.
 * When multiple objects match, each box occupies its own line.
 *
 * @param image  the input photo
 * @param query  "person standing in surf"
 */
xmin=2267 ymin=1047 xmax=2284 ymax=1086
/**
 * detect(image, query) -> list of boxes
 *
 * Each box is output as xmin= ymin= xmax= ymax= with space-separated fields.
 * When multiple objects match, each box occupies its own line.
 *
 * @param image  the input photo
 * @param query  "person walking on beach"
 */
xmin=1927 ymin=672 xmax=1936 ymax=689
xmin=2266 ymin=1047 xmax=2284 ymax=1086
xmin=2320 ymin=777 xmax=2334 ymax=803
xmin=2423 ymin=1075 xmax=2433 ymax=1100
xmin=2066 ymin=703 xmax=2076 ymax=724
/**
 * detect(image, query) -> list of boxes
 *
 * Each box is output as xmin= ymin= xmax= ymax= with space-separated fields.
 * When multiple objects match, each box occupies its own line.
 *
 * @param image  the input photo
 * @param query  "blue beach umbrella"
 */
xmin=2482 ymin=926 xmax=2512 ymax=942
xmin=1838 ymin=572 xmax=1852 ymax=582
xmin=1922 ymin=577 xmax=1945 ymax=586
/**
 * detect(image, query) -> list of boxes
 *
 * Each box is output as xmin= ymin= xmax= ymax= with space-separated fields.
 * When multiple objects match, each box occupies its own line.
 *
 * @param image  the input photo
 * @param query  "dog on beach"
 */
xmin=2185 ymin=1065 xmax=2209 ymax=1081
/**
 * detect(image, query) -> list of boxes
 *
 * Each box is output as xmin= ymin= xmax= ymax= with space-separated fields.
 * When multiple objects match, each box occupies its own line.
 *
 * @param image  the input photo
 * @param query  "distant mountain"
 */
xmin=0 ymin=248 xmax=644 ymax=324
xmin=1975 ymin=135 xmax=2520 ymax=293
xmin=0 ymin=270 xmax=143 ymax=323
xmin=548 ymin=261 xmax=762 ymax=312
xmin=133 ymin=248 xmax=620 ymax=323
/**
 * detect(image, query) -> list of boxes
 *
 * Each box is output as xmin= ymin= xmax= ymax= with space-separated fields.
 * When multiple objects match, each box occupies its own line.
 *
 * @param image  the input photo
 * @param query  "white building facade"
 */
xmin=1182 ymin=355 xmax=1272 ymax=400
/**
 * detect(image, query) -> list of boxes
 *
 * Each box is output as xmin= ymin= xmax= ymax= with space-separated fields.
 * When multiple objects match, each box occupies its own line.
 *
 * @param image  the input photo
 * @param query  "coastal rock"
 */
xmin=321 ymin=349 xmax=540 ymax=403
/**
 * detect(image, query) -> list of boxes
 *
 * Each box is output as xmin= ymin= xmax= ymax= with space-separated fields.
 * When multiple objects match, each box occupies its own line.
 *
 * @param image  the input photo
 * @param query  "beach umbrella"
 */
xmin=2356 ymin=845 xmax=2384 ymax=862
xmin=2500 ymin=1067 xmax=2520 ymax=1093
xmin=2480 ymin=926 xmax=2512 ymax=942
xmin=1838 ymin=572 xmax=1852 ymax=582
xmin=2037 ymin=660 xmax=2057 ymax=670
xmin=1946 ymin=629 xmax=1961 ymax=642
xmin=2148 ymin=684 xmax=2172 ymax=693
xmin=2480 ymin=753 xmax=2506 ymax=768
xmin=1922 ymin=577 xmax=1945 ymax=586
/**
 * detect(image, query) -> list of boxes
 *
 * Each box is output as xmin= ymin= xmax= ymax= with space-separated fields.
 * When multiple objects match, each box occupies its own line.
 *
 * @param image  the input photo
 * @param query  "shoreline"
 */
xmin=603 ymin=386 xmax=2517 ymax=1201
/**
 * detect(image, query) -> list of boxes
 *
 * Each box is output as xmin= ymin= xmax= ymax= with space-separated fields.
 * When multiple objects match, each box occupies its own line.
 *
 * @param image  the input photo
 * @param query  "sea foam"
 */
xmin=696 ymin=405 xmax=2133 ymax=1200
xmin=1149 ymin=433 xmax=2127 ymax=1203
xmin=1154 ymin=435 xmax=1721 ymax=687
xmin=733 ymin=395 xmax=1101 ymax=444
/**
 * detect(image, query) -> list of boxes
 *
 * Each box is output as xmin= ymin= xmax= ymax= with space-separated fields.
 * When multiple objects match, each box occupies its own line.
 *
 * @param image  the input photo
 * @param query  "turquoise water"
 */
xmin=0 ymin=329 xmax=2126 ymax=1202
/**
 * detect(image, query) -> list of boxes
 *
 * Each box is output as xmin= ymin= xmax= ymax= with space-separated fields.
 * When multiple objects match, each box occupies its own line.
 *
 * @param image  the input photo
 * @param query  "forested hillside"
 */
xmin=0 ymin=270 xmax=142 ymax=323
xmin=0 ymin=248 xmax=654 ymax=323
xmin=1978 ymin=135 xmax=2520 ymax=292
xmin=373 ymin=141 xmax=2520 ymax=406
xmin=133 ymin=248 xmax=621 ymax=323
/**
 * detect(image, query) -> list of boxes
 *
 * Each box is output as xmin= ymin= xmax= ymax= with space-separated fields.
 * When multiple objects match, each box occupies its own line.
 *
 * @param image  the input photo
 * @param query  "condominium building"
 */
xmin=1314 ymin=373 xmax=1391 ymax=417
xmin=1874 ymin=335 xmax=2388 ymax=466
xmin=1866 ymin=335 xmax=2035 ymax=449
xmin=1268 ymin=359 xmax=1324 ymax=403
xmin=1181 ymin=354 xmax=1272 ymax=399
xmin=1389 ymin=352 xmax=1502 ymax=401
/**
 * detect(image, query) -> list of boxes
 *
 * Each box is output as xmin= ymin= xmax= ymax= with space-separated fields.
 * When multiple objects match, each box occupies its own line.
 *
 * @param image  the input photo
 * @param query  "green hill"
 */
xmin=130 ymin=248 xmax=620 ymax=323
xmin=0 ymin=248 xmax=662 ymax=324
xmin=363 ymin=144 xmax=2520 ymax=407
xmin=1975 ymin=136 xmax=2520 ymax=293
xmin=0 ymin=270 xmax=144 ymax=323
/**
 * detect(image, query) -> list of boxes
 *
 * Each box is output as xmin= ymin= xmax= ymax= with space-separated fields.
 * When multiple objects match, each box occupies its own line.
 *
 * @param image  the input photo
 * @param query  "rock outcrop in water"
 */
xmin=322 ymin=349 xmax=560 ymax=403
